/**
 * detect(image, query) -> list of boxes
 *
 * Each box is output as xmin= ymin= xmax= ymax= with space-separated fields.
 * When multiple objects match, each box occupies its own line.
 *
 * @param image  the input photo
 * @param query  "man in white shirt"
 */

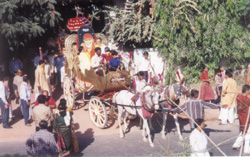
xmin=136 ymin=51 xmax=151 ymax=83
xmin=0 ymin=74 xmax=11 ymax=128
xmin=20 ymin=75 xmax=31 ymax=126
xmin=91 ymin=47 xmax=104 ymax=76
xmin=189 ymin=119 xmax=210 ymax=157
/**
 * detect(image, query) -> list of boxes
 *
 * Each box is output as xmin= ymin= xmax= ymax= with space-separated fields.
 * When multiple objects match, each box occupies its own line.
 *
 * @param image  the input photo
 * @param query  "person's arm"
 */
xmin=202 ymin=101 xmax=220 ymax=109
xmin=26 ymin=85 xmax=31 ymax=106
xmin=18 ymin=59 xmax=23 ymax=69
xmin=172 ymin=103 xmax=187 ymax=114
xmin=35 ymin=69 xmax=41 ymax=92
xmin=25 ymin=135 xmax=36 ymax=156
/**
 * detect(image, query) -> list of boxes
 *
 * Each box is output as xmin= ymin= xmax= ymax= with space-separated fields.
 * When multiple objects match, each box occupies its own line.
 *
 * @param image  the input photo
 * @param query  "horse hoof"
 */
xmin=150 ymin=143 xmax=155 ymax=147
xmin=179 ymin=136 xmax=184 ymax=140
xmin=120 ymin=134 xmax=125 ymax=138
xmin=143 ymin=137 xmax=147 ymax=142
xmin=162 ymin=135 xmax=166 ymax=140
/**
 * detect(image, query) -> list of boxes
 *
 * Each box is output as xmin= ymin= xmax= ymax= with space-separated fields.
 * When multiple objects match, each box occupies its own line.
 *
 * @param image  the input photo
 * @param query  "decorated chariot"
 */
xmin=63 ymin=23 xmax=131 ymax=129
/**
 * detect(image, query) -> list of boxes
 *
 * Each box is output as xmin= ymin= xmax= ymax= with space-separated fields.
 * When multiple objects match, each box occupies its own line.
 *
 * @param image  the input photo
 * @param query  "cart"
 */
xmin=63 ymin=32 xmax=131 ymax=129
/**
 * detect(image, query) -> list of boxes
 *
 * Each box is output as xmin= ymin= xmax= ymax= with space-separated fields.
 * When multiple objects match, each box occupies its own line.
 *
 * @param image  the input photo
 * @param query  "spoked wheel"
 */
xmin=89 ymin=97 xmax=107 ymax=129
xmin=63 ymin=75 xmax=75 ymax=109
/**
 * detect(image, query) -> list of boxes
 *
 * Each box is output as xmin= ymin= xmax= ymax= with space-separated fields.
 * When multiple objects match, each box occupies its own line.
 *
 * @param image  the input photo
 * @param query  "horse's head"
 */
xmin=142 ymin=86 xmax=161 ymax=110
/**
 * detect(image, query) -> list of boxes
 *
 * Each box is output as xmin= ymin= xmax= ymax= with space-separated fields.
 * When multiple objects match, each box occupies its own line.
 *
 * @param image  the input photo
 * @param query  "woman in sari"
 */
xmin=200 ymin=66 xmax=215 ymax=101
xmin=53 ymin=99 xmax=72 ymax=156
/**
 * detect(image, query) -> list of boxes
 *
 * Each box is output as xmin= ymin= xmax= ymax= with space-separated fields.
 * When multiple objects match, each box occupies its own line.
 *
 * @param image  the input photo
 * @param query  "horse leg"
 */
xmin=138 ymin=117 xmax=143 ymax=130
xmin=123 ymin=112 xmax=129 ymax=133
xmin=173 ymin=113 xmax=183 ymax=140
xmin=142 ymin=119 xmax=147 ymax=142
xmin=118 ymin=107 xmax=124 ymax=138
xmin=149 ymin=117 xmax=154 ymax=132
xmin=161 ymin=112 xmax=167 ymax=139
xmin=144 ymin=119 xmax=154 ymax=147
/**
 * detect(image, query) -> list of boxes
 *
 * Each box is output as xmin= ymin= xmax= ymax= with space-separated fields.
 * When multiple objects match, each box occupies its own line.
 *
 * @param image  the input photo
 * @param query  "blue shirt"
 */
xmin=110 ymin=57 xmax=121 ymax=67
xmin=9 ymin=58 xmax=23 ymax=74
xmin=53 ymin=56 xmax=65 ymax=72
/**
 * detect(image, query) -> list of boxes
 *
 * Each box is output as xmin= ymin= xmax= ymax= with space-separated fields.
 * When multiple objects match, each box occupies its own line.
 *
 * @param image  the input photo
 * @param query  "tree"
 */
xmin=103 ymin=0 xmax=154 ymax=48
xmin=0 ymin=0 xmax=62 ymax=48
xmin=152 ymin=0 xmax=250 ymax=83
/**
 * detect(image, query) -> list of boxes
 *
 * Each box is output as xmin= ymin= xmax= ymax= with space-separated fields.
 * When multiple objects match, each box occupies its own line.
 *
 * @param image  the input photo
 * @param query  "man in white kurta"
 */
xmin=91 ymin=47 xmax=103 ymax=76
xmin=189 ymin=119 xmax=210 ymax=157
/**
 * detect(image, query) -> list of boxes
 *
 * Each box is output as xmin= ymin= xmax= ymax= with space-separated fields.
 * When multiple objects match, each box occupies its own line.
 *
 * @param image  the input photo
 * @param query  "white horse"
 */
xmin=112 ymin=86 xmax=160 ymax=147
xmin=158 ymin=83 xmax=190 ymax=140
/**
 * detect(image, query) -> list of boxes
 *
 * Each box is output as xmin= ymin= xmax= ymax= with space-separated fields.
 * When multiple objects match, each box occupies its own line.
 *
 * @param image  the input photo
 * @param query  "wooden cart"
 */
xmin=63 ymin=34 xmax=131 ymax=129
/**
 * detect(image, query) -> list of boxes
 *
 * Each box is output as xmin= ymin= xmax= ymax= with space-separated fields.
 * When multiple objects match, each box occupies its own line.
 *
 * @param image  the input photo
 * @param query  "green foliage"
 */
xmin=237 ymin=0 xmax=250 ymax=29
xmin=153 ymin=0 xmax=250 ymax=83
xmin=103 ymin=0 xmax=154 ymax=48
xmin=0 ymin=0 xmax=62 ymax=48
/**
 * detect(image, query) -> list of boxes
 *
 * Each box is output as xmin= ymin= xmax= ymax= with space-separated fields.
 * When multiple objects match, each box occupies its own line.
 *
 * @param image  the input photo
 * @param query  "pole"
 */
xmin=168 ymin=97 xmax=227 ymax=156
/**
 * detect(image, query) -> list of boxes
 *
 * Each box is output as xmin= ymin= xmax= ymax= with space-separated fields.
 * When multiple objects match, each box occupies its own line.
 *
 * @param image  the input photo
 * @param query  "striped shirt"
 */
xmin=173 ymin=99 xmax=219 ymax=128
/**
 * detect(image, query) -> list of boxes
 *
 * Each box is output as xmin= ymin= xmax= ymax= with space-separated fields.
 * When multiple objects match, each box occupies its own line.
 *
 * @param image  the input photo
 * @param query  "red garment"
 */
xmin=237 ymin=94 xmax=250 ymax=132
xmin=200 ymin=71 xmax=215 ymax=100
xmin=102 ymin=53 xmax=113 ymax=62
xmin=34 ymin=96 xmax=57 ymax=109
xmin=200 ymin=71 xmax=209 ymax=80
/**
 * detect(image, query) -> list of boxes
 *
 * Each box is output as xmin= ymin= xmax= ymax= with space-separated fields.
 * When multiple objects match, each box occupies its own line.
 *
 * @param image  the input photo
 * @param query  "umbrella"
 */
xmin=67 ymin=17 xmax=91 ymax=32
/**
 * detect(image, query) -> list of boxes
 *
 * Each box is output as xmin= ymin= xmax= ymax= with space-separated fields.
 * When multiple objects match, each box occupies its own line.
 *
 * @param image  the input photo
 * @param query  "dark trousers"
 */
xmin=0 ymin=98 xmax=9 ymax=127
xmin=21 ymin=99 xmax=29 ymax=125
xmin=141 ymin=71 xmax=148 ymax=82
xmin=212 ymin=86 xmax=222 ymax=104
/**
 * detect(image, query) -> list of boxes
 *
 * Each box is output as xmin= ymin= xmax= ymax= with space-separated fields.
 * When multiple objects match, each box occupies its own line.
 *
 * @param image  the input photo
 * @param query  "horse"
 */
xmin=158 ymin=82 xmax=190 ymax=140
xmin=112 ymin=86 xmax=160 ymax=147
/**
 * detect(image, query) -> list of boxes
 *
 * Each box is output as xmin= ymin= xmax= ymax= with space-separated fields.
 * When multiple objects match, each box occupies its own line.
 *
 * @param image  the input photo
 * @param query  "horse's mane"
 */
xmin=142 ymin=85 xmax=153 ymax=93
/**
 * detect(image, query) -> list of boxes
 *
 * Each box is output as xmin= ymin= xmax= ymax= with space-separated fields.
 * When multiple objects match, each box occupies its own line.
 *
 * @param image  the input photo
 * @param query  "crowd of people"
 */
xmin=2 ymin=39 xmax=250 ymax=156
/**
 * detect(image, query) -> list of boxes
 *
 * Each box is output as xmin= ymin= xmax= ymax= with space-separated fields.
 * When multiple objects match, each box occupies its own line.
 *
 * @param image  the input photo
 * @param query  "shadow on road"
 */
xmin=1 ymin=154 xmax=27 ymax=157
xmin=9 ymin=106 xmax=23 ymax=126
xmin=76 ymin=128 xmax=95 ymax=154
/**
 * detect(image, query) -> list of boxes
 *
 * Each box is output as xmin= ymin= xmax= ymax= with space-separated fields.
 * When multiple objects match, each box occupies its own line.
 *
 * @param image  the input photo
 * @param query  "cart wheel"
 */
xmin=63 ymin=75 xmax=75 ymax=109
xmin=89 ymin=97 xmax=107 ymax=129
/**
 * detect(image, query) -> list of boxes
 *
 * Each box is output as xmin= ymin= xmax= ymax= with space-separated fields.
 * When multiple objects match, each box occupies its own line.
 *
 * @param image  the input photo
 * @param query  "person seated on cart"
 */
xmin=102 ymin=47 xmax=112 ymax=73
xmin=78 ymin=46 xmax=91 ymax=75
xmin=91 ymin=47 xmax=104 ymax=76
xmin=109 ymin=50 xmax=121 ymax=71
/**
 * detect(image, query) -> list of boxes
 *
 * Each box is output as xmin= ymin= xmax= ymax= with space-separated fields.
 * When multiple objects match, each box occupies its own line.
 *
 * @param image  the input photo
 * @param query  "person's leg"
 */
xmin=244 ymin=128 xmax=250 ymax=153
xmin=220 ymin=107 xmax=228 ymax=124
xmin=8 ymin=104 xmax=12 ymax=120
xmin=233 ymin=132 xmax=243 ymax=148
xmin=21 ymin=99 xmax=29 ymax=125
xmin=228 ymin=107 xmax=235 ymax=124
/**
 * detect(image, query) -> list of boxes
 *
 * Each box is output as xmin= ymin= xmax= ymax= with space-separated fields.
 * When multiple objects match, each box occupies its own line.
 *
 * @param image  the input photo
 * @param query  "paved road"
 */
xmin=0 ymin=87 xmax=245 ymax=156
xmin=0 ymin=114 xmax=242 ymax=156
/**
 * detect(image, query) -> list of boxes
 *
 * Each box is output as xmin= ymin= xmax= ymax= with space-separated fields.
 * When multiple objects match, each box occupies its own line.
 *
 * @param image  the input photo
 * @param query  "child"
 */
xmin=189 ymin=119 xmax=210 ymax=157
xmin=172 ymin=89 xmax=219 ymax=130
xmin=109 ymin=50 xmax=121 ymax=71
xmin=212 ymin=69 xmax=222 ymax=104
